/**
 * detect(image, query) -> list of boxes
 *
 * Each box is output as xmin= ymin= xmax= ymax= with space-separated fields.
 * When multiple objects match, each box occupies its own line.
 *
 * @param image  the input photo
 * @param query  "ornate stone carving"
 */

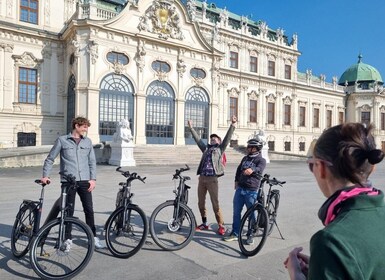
xmin=135 ymin=40 xmax=146 ymax=72
xmin=186 ymin=0 xmax=196 ymax=21
xmin=72 ymin=39 xmax=80 ymax=57
xmin=137 ymin=1 xmax=184 ymax=40
xmin=87 ymin=40 xmax=98 ymax=64
xmin=12 ymin=52 xmax=43 ymax=67
xmin=176 ymin=58 xmax=186 ymax=78
xmin=227 ymin=87 xmax=240 ymax=97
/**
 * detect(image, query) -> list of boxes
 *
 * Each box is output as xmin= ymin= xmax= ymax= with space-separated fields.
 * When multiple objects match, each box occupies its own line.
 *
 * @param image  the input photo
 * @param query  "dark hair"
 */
xmin=314 ymin=123 xmax=384 ymax=185
xmin=71 ymin=117 xmax=91 ymax=130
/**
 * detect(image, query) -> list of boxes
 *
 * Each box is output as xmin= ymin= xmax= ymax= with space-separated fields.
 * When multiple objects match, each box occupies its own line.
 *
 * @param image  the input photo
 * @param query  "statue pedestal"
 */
xmin=261 ymin=146 xmax=270 ymax=163
xmin=109 ymin=141 xmax=136 ymax=167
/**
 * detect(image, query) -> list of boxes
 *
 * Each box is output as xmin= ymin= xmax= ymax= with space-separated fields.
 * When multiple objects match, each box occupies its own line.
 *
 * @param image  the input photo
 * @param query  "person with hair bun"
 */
xmin=284 ymin=123 xmax=385 ymax=280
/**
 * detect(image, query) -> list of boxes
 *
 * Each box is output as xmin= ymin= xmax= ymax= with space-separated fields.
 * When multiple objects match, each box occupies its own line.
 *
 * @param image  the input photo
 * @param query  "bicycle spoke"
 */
xmin=239 ymin=204 xmax=268 ymax=257
xmin=30 ymin=218 xmax=94 ymax=279
xmin=11 ymin=203 xmax=36 ymax=258
xmin=105 ymin=206 xmax=147 ymax=258
xmin=150 ymin=201 xmax=195 ymax=251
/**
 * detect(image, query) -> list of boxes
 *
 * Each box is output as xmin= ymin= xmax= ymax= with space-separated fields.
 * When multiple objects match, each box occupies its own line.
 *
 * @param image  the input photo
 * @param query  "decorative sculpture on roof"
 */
xmin=258 ymin=21 xmax=268 ymax=38
xmin=186 ymin=0 xmax=196 ymax=21
xmin=137 ymin=1 xmax=184 ymax=40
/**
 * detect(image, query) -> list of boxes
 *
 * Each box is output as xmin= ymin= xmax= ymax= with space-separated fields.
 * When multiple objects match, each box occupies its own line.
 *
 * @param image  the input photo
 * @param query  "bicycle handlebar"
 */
xmin=35 ymin=179 xmax=49 ymax=187
xmin=173 ymin=164 xmax=190 ymax=179
xmin=116 ymin=167 xmax=146 ymax=183
xmin=253 ymin=173 xmax=286 ymax=187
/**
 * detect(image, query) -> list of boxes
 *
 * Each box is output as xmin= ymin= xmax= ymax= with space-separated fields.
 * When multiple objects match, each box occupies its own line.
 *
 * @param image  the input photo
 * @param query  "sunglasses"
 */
xmin=306 ymin=158 xmax=333 ymax=173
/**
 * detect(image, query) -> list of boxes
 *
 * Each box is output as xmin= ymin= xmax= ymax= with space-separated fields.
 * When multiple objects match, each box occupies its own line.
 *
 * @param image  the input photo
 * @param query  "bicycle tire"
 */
xmin=238 ymin=203 xmax=268 ymax=257
xmin=29 ymin=217 xmax=94 ymax=280
xmin=266 ymin=190 xmax=280 ymax=235
xmin=105 ymin=205 xmax=148 ymax=258
xmin=150 ymin=201 xmax=196 ymax=251
xmin=11 ymin=202 xmax=36 ymax=258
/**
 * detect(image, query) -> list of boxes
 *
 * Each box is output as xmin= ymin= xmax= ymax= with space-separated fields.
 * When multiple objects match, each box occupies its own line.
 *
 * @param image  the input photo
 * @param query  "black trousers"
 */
xmin=44 ymin=181 xmax=96 ymax=236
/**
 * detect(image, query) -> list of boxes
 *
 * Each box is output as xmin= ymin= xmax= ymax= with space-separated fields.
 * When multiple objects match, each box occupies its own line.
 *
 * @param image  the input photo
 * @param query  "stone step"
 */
xmin=132 ymin=145 xmax=245 ymax=166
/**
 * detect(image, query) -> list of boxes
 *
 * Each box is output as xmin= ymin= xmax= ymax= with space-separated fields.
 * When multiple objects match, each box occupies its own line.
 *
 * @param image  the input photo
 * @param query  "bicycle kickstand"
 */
xmin=274 ymin=220 xmax=285 ymax=240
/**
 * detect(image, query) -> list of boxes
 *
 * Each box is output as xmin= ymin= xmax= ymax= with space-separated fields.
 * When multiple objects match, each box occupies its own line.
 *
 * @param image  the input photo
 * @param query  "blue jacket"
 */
xmin=42 ymin=133 xmax=96 ymax=182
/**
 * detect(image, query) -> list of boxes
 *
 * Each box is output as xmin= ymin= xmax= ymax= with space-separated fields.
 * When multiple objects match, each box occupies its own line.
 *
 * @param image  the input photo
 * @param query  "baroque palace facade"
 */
xmin=0 ymin=0 xmax=384 ymax=153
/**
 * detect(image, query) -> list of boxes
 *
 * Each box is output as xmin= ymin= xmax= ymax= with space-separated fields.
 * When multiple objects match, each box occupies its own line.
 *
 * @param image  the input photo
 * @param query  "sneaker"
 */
xmin=223 ymin=233 xmax=238 ymax=242
xmin=196 ymin=223 xmax=209 ymax=231
xmin=246 ymin=236 xmax=254 ymax=245
xmin=64 ymin=239 xmax=72 ymax=253
xmin=218 ymin=225 xmax=226 ymax=236
xmin=94 ymin=237 xmax=106 ymax=249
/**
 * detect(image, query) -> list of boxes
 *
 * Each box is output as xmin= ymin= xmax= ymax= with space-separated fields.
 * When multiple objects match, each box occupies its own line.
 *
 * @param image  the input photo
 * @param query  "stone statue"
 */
xmin=113 ymin=119 xmax=133 ymax=143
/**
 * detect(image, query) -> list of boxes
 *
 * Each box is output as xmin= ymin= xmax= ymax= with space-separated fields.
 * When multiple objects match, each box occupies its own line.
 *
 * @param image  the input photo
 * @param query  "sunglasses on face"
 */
xmin=306 ymin=158 xmax=333 ymax=173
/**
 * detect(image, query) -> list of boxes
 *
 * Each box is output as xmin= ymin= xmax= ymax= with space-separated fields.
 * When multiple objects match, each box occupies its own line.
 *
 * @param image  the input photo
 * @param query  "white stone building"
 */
xmin=0 ymin=0 xmax=384 ymax=153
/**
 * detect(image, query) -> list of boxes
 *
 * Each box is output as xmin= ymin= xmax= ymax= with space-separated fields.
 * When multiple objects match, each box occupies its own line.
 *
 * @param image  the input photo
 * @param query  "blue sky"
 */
xmin=213 ymin=0 xmax=385 ymax=83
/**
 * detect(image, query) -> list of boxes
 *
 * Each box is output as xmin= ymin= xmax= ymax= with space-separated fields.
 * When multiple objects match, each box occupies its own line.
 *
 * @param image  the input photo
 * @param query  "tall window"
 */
xmin=267 ymin=102 xmax=275 ymax=124
xmin=313 ymin=108 xmax=320 ymax=128
xmin=339 ymin=111 xmax=344 ymax=124
xmin=299 ymin=142 xmax=305 ymax=152
xmin=20 ymin=0 xmax=38 ymax=24
xmin=284 ymin=104 xmax=291 ymax=125
xmin=230 ymin=97 xmax=238 ymax=118
xmin=230 ymin=51 xmax=238 ymax=69
xmin=268 ymin=61 xmax=275 ymax=76
xmin=18 ymin=67 xmax=37 ymax=103
xmin=285 ymin=65 xmax=292 ymax=79
xmin=284 ymin=141 xmax=291 ymax=151
xmin=381 ymin=113 xmax=385 ymax=130
xmin=249 ymin=100 xmax=257 ymax=123
xmin=268 ymin=141 xmax=275 ymax=151
xmin=361 ymin=112 xmax=370 ymax=126
xmin=250 ymin=56 xmax=258 ymax=73
xmin=326 ymin=110 xmax=332 ymax=128
xmin=299 ymin=106 xmax=306 ymax=126
xmin=99 ymin=74 xmax=134 ymax=141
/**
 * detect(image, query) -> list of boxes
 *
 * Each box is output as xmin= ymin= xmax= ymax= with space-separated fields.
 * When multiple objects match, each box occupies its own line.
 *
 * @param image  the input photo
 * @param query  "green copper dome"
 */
xmin=338 ymin=55 xmax=383 ymax=86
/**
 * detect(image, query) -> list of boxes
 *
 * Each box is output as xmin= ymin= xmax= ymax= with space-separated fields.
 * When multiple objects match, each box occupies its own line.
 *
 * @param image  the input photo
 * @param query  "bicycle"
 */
xmin=28 ymin=173 xmax=94 ymax=279
xmin=238 ymin=173 xmax=286 ymax=257
xmin=11 ymin=179 xmax=49 ymax=258
xmin=149 ymin=165 xmax=196 ymax=251
xmin=104 ymin=167 xmax=148 ymax=258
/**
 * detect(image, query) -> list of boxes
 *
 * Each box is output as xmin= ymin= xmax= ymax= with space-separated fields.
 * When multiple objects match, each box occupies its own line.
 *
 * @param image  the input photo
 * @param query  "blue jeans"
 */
xmin=231 ymin=187 xmax=258 ymax=236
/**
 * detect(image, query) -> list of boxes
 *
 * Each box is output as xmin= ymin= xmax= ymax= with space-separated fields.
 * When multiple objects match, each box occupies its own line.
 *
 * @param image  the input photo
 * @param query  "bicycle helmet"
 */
xmin=247 ymin=137 xmax=263 ymax=150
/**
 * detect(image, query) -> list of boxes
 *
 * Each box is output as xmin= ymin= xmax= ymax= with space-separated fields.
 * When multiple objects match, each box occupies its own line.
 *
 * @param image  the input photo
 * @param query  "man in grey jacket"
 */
xmin=41 ymin=116 xmax=104 ymax=249
xmin=188 ymin=115 xmax=237 ymax=235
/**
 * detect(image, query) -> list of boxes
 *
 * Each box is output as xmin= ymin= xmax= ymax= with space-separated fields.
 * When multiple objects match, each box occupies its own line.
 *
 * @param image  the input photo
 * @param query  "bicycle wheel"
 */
xmin=150 ymin=201 xmax=196 ymax=251
xmin=29 ymin=217 xmax=94 ymax=280
xmin=238 ymin=203 xmax=268 ymax=257
xmin=266 ymin=190 xmax=280 ymax=235
xmin=105 ymin=205 xmax=148 ymax=258
xmin=11 ymin=202 xmax=36 ymax=258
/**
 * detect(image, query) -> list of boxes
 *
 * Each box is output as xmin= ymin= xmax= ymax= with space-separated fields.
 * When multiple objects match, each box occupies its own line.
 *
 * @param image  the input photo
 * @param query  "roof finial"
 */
xmin=358 ymin=53 xmax=363 ymax=63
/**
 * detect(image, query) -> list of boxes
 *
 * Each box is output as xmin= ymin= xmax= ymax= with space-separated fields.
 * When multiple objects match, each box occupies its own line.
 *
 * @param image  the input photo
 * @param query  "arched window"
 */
xmin=145 ymin=80 xmax=175 ymax=144
xmin=99 ymin=74 xmax=134 ymax=141
xmin=184 ymin=87 xmax=209 ymax=144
